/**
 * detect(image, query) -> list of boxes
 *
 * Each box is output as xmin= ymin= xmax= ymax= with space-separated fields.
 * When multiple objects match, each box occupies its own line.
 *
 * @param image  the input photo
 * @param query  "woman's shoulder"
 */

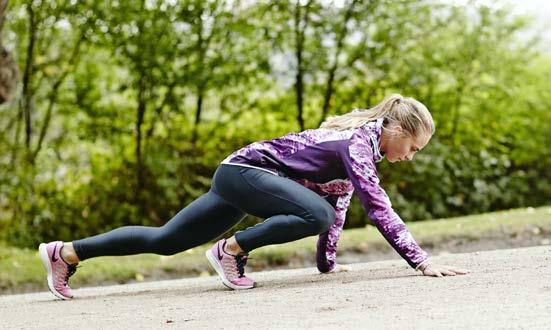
xmin=360 ymin=118 xmax=384 ymax=134
xmin=282 ymin=126 xmax=356 ymax=144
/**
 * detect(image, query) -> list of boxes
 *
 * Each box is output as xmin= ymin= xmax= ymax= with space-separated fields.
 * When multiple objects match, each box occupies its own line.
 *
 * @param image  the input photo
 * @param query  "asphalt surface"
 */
xmin=1 ymin=245 xmax=550 ymax=329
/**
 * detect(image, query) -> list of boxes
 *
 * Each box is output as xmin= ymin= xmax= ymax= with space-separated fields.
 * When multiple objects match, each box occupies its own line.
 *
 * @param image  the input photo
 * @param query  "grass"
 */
xmin=1 ymin=206 xmax=550 ymax=295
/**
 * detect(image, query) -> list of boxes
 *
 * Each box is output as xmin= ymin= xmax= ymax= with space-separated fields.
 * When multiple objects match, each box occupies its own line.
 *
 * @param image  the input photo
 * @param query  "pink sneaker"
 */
xmin=205 ymin=239 xmax=256 ymax=290
xmin=38 ymin=241 xmax=78 ymax=299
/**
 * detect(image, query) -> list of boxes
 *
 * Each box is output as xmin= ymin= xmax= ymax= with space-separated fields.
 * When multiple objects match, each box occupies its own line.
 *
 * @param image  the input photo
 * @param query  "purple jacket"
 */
xmin=221 ymin=118 xmax=429 ymax=272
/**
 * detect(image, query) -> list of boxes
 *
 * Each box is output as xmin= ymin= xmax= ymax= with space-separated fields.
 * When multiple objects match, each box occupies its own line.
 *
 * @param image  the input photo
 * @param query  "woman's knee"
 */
xmin=309 ymin=204 xmax=336 ymax=233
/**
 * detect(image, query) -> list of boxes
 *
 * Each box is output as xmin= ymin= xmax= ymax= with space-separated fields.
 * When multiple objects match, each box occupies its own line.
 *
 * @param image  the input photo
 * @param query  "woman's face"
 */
xmin=380 ymin=125 xmax=431 ymax=163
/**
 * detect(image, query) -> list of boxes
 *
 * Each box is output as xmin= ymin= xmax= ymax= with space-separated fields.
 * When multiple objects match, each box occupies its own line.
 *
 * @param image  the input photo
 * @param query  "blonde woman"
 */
xmin=39 ymin=94 xmax=470 ymax=300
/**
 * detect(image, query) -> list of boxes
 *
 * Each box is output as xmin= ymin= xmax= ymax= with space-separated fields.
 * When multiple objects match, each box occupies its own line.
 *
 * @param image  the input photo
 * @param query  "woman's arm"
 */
xmin=316 ymin=190 xmax=354 ymax=273
xmin=339 ymin=132 xmax=429 ymax=269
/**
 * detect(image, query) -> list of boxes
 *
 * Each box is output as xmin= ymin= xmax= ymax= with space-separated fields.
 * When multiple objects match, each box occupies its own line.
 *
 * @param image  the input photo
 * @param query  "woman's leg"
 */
xmin=203 ymin=164 xmax=337 ymax=290
xmin=41 ymin=163 xmax=335 ymax=296
xmin=211 ymin=165 xmax=336 ymax=254
xmin=66 ymin=163 xmax=333 ymax=261
xmin=71 ymin=189 xmax=247 ymax=261
xmin=40 ymin=165 xmax=249 ymax=299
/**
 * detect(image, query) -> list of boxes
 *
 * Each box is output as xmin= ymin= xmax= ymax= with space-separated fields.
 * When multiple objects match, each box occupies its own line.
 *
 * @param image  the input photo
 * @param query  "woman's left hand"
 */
xmin=327 ymin=263 xmax=351 ymax=273
xmin=420 ymin=263 xmax=471 ymax=277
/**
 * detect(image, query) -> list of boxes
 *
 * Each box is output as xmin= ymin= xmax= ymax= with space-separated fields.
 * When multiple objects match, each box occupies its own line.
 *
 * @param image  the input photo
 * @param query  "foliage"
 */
xmin=0 ymin=0 xmax=549 ymax=247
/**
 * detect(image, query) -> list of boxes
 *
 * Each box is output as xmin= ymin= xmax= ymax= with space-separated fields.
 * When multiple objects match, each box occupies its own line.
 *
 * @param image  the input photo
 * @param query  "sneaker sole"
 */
xmin=38 ymin=243 xmax=72 ymax=300
xmin=205 ymin=249 xmax=255 ymax=290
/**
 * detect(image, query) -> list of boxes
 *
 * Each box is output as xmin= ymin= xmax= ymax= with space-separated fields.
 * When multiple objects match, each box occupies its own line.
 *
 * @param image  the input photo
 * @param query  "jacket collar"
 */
xmin=362 ymin=118 xmax=385 ymax=163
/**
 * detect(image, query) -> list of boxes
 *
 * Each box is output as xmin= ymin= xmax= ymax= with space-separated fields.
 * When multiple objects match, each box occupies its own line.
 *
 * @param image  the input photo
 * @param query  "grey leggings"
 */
xmin=73 ymin=164 xmax=337 ymax=260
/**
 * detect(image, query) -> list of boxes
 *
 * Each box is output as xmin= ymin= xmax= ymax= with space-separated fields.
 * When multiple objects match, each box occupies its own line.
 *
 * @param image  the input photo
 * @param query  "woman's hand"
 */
xmin=420 ymin=263 xmax=471 ymax=277
xmin=326 ymin=263 xmax=351 ymax=274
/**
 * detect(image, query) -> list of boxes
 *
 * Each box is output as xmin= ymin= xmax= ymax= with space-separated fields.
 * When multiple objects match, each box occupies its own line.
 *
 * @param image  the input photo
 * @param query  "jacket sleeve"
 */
xmin=316 ymin=189 xmax=354 ymax=273
xmin=339 ymin=133 xmax=429 ymax=269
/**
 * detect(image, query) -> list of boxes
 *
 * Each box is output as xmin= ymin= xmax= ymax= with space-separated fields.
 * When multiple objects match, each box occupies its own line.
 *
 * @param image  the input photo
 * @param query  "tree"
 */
xmin=0 ymin=0 xmax=19 ymax=104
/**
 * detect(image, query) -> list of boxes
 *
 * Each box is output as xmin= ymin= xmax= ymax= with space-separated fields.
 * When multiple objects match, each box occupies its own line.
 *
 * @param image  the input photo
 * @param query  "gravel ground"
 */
xmin=1 ymin=245 xmax=550 ymax=329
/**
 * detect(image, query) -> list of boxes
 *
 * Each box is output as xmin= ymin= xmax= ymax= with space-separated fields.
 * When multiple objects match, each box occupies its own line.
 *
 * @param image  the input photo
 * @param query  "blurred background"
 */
xmin=0 ymin=0 xmax=549 ymax=291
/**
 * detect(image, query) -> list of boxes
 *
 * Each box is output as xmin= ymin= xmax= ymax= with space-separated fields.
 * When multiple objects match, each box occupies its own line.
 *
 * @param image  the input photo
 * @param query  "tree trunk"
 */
xmin=191 ymin=4 xmax=208 ymax=144
xmin=31 ymin=32 xmax=84 ymax=163
xmin=0 ymin=0 xmax=7 ymax=39
xmin=0 ymin=0 xmax=19 ymax=104
xmin=317 ymin=0 xmax=360 ymax=127
xmin=21 ymin=3 xmax=36 ymax=151
xmin=293 ymin=0 xmax=313 ymax=131
xmin=191 ymin=87 xmax=204 ymax=143
xmin=135 ymin=74 xmax=147 ymax=203
xmin=145 ymin=81 xmax=176 ymax=151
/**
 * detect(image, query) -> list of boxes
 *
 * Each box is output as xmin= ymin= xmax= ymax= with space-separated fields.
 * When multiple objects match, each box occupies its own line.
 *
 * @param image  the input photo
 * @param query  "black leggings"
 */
xmin=73 ymin=164 xmax=337 ymax=260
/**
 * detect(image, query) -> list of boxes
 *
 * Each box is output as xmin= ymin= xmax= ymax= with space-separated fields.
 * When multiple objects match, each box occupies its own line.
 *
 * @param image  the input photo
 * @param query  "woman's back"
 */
xmin=221 ymin=118 xmax=385 ymax=185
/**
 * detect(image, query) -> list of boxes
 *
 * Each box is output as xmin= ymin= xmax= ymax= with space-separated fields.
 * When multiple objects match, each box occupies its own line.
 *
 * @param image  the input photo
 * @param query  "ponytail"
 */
xmin=320 ymin=93 xmax=435 ymax=137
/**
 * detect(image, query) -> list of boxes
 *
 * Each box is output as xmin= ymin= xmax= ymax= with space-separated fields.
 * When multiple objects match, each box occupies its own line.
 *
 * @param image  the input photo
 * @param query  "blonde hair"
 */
xmin=320 ymin=94 xmax=435 ymax=137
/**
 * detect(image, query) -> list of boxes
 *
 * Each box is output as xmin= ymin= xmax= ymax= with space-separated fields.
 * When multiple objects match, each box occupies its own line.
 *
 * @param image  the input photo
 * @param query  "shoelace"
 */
xmin=234 ymin=255 xmax=250 ymax=278
xmin=63 ymin=264 xmax=79 ymax=286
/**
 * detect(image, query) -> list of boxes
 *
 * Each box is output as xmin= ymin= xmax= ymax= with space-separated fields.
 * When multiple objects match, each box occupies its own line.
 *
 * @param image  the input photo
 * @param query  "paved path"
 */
xmin=1 ymin=246 xmax=550 ymax=329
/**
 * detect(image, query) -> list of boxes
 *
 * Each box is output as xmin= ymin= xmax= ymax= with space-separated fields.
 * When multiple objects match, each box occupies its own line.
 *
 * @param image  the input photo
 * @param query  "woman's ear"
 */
xmin=392 ymin=124 xmax=406 ymax=137
xmin=383 ymin=122 xmax=407 ymax=137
